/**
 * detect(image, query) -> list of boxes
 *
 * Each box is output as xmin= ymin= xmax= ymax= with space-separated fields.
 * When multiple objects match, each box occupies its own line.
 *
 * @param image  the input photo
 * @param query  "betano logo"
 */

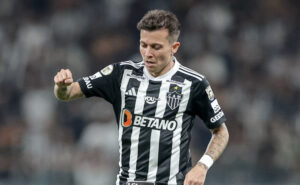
xmin=121 ymin=109 xmax=177 ymax=131
xmin=122 ymin=109 xmax=133 ymax=127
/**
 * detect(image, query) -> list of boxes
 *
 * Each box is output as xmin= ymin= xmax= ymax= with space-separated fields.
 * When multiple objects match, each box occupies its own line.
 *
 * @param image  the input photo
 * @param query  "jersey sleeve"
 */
xmin=191 ymin=77 xmax=226 ymax=129
xmin=77 ymin=63 xmax=120 ymax=104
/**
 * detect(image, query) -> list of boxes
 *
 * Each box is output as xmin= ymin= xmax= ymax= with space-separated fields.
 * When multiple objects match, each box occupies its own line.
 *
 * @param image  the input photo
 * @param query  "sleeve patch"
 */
xmin=83 ymin=77 xmax=93 ymax=89
xmin=211 ymin=99 xmax=221 ymax=113
xmin=210 ymin=111 xmax=224 ymax=123
xmin=101 ymin=64 xmax=114 ymax=75
xmin=89 ymin=72 xmax=102 ymax=80
xmin=205 ymin=86 xmax=215 ymax=101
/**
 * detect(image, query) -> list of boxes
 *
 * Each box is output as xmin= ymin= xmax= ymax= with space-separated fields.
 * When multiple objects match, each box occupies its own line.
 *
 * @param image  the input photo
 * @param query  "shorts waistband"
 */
xmin=126 ymin=182 xmax=155 ymax=185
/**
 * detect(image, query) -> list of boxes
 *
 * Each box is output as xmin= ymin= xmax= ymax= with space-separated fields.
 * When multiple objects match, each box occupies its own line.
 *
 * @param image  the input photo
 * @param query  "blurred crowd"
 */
xmin=0 ymin=0 xmax=300 ymax=185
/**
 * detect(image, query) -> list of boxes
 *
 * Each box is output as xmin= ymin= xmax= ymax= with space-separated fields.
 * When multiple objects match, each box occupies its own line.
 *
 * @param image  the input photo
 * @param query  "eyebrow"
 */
xmin=140 ymin=41 xmax=163 ymax=47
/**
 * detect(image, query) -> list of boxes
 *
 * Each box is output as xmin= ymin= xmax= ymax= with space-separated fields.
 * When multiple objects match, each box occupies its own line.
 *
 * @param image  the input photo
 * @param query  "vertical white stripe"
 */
xmin=168 ymin=79 xmax=192 ymax=185
xmin=128 ymin=78 xmax=149 ymax=180
xmin=147 ymin=80 xmax=171 ymax=182
xmin=116 ymin=69 xmax=132 ymax=185
xmin=132 ymin=88 xmax=137 ymax=96
xmin=155 ymin=80 xmax=170 ymax=118
xmin=135 ymin=80 xmax=148 ymax=114
xmin=128 ymin=127 xmax=140 ymax=180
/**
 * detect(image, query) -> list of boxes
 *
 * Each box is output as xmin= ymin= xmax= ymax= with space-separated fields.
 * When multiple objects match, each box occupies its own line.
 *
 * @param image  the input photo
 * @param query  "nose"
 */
xmin=145 ymin=47 xmax=153 ymax=58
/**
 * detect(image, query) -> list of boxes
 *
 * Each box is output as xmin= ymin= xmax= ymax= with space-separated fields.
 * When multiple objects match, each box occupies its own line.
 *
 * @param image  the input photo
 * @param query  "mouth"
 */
xmin=145 ymin=60 xmax=156 ymax=67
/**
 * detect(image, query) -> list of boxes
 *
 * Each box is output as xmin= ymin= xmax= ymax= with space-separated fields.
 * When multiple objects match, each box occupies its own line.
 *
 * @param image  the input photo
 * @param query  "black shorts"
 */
xmin=126 ymin=182 xmax=155 ymax=185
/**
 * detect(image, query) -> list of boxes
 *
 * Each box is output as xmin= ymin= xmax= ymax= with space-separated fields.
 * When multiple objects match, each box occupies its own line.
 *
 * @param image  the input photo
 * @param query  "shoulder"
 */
xmin=96 ymin=60 xmax=143 ymax=80
xmin=101 ymin=60 xmax=143 ymax=76
xmin=177 ymin=64 xmax=208 ymax=88
xmin=118 ymin=60 xmax=144 ymax=70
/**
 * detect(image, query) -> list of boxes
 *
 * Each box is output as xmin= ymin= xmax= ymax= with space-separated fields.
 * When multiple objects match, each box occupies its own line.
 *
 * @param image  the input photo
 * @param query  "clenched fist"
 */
xmin=54 ymin=69 xmax=73 ymax=88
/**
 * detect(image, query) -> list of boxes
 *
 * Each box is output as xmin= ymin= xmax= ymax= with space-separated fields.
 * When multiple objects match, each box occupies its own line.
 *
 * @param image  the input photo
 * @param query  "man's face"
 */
xmin=140 ymin=29 xmax=180 ymax=77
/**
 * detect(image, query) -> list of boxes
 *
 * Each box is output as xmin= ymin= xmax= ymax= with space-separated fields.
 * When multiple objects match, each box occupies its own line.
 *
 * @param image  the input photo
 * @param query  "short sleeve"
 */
xmin=191 ymin=77 xmax=226 ymax=129
xmin=77 ymin=63 xmax=120 ymax=104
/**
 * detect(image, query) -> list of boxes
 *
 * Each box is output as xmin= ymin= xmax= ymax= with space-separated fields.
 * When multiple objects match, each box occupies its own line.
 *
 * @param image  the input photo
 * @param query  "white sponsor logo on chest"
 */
xmin=133 ymin=115 xmax=177 ymax=131
xmin=144 ymin=96 xmax=160 ymax=104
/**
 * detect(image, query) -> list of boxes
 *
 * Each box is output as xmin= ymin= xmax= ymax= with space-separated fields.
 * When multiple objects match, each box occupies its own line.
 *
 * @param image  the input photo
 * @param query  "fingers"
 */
xmin=183 ymin=180 xmax=187 ymax=185
xmin=184 ymin=173 xmax=191 ymax=185
xmin=54 ymin=69 xmax=73 ymax=86
xmin=183 ymin=178 xmax=190 ymax=185
xmin=184 ymin=179 xmax=202 ymax=185
xmin=184 ymin=166 xmax=206 ymax=185
xmin=65 ymin=69 xmax=73 ymax=79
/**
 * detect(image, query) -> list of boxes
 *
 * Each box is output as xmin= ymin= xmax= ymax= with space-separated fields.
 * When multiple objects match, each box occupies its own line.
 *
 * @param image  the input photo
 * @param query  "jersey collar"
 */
xmin=143 ymin=57 xmax=180 ymax=81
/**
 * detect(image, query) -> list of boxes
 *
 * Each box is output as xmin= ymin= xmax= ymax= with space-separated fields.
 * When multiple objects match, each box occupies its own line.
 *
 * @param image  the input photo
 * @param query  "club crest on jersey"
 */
xmin=166 ymin=87 xmax=183 ymax=110
xmin=100 ymin=64 xmax=113 ymax=75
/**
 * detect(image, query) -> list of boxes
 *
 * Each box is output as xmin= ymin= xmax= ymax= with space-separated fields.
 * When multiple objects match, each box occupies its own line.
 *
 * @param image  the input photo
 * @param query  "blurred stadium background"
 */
xmin=0 ymin=0 xmax=299 ymax=185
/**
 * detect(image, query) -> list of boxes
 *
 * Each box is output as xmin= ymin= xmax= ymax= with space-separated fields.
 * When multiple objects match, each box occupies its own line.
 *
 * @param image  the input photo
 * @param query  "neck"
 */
xmin=150 ymin=58 xmax=175 ymax=77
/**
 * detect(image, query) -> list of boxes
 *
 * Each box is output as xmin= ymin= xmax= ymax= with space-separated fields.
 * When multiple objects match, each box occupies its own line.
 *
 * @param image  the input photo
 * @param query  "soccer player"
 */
xmin=54 ymin=9 xmax=229 ymax=185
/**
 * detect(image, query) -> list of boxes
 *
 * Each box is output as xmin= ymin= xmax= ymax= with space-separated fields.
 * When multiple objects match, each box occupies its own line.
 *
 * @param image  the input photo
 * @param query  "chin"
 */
xmin=147 ymin=69 xmax=155 ymax=74
xmin=146 ymin=67 xmax=157 ymax=74
xmin=146 ymin=65 xmax=154 ymax=71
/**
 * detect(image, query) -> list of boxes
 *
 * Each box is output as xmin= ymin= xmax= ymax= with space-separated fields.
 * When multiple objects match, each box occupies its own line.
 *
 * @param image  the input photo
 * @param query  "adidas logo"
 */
xmin=125 ymin=87 xmax=137 ymax=96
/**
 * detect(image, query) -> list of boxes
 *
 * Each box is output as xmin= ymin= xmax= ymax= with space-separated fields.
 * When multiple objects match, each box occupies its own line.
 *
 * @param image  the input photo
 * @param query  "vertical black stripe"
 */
xmin=134 ymin=128 xmax=151 ymax=180
xmin=121 ymin=77 xmax=141 ymax=179
xmin=142 ymin=80 xmax=161 ymax=116
xmin=155 ymin=129 xmax=174 ymax=182
xmin=177 ymin=114 xmax=194 ymax=184
xmin=121 ymin=127 xmax=132 ymax=179
xmin=135 ymin=80 xmax=162 ymax=181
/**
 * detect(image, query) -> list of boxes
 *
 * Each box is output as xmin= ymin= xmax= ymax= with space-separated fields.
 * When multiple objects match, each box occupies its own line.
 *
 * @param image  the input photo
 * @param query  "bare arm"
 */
xmin=184 ymin=122 xmax=229 ymax=185
xmin=203 ymin=122 xmax=229 ymax=162
xmin=54 ymin=69 xmax=84 ymax=101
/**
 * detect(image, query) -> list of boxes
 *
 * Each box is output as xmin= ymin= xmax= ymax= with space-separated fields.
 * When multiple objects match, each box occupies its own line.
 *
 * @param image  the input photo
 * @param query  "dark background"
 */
xmin=0 ymin=0 xmax=299 ymax=184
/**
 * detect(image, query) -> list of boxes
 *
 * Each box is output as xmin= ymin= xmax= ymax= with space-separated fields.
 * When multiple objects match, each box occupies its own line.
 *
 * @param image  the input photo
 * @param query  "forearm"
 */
xmin=185 ymin=124 xmax=229 ymax=184
xmin=204 ymin=123 xmax=229 ymax=161
xmin=54 ymin=82 xmax=84 ymax=101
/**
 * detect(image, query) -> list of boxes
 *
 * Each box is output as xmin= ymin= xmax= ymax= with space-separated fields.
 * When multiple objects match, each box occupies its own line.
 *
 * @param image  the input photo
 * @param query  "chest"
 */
xmin=121 ymin=77 xmax=192 ymax=118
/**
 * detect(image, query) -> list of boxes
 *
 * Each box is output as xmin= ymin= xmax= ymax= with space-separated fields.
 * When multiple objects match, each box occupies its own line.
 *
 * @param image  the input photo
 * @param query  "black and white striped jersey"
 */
xmin=78 ymin=57 xmax=226 ymax=185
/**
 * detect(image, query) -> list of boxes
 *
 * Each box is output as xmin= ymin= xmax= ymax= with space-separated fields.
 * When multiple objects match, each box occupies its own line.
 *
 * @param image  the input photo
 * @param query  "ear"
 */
xmin=172 ymin=42 xmax=180 ymax=54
